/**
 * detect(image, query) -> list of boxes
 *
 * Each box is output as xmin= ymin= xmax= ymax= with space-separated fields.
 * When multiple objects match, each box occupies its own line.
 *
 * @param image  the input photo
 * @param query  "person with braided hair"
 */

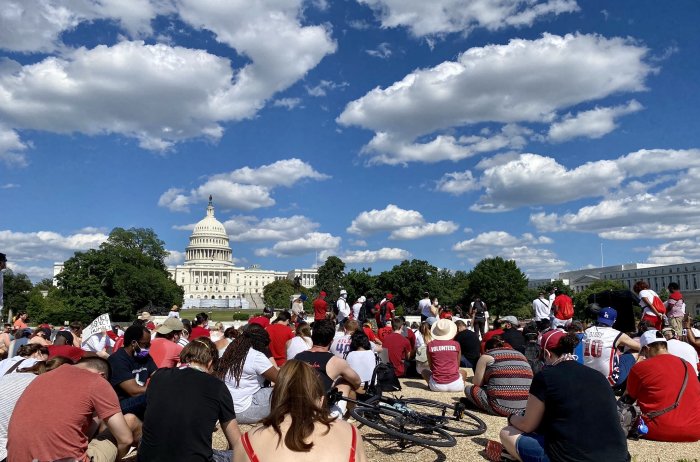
xmin=216 ymin=323 xmax=279 ymax=424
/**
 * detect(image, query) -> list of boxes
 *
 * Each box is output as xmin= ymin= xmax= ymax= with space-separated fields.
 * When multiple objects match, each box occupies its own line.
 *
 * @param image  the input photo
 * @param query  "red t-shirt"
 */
xmin=248 ymin=316 xmax=271 ymax=328
xmin=382 ymin=332 xmax=411 ymax=377
xmin=150 ymin=338 xmax=183 ymax=368
xmin=189 ymin=326 xmax=211 ymax=340
xmin=313 ymin=298 xmax=328 ymax=321
xmin=427 ymin=339 xmax=461 ymax=384
xmin=627 ymin=354 xmax=700 ymax=442
xmin=47 ymin=345 xmax=85 ymax=363
xmin=7 ymin=364 xmax=121 ymax=461
xmin=377 ymin=326 xmax=393 ymax=341
xmin=266 ymin=324 xmax=295 ymax=366
xmin=363 ymin=326 xmax=377 ymax=342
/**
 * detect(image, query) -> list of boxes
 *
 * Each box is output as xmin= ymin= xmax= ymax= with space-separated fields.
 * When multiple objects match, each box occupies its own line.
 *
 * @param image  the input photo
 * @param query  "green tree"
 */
xmin=262 ymin=279 xmax=297 ymax=310
xmin=436 ymin=269 xmax=470 ymax=308
xmin=2 ymin=270 xmax=33 ymax=321
xmin=316 ymin=256 xmax=346 ymax=300
xmin=26 ymin=286 xmax=74 ymax=325
xmin=57 ymin=227 xmax=183 ymax=322
xmin=376 ymin=259 xmax=441 ymax=314
xmin=342 ymin=268 xmax=377 ymax=304
xmin=467 ymin=257 xmax=529 ymax=317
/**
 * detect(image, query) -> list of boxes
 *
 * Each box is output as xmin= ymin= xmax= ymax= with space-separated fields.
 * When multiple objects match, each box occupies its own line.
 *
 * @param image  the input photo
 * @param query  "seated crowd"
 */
xmin=0 ymin=281 xmax=699 ymax=462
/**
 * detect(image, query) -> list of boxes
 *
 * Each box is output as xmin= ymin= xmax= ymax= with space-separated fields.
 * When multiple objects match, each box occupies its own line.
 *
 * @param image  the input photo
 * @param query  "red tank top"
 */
xmin=241 ymin=425 xmax=357 ymax=462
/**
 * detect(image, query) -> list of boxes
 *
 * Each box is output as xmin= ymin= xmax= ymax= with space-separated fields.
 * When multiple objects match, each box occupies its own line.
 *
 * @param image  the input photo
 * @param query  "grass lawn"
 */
xmin=179 ymin=309 xmax=262 ymax=323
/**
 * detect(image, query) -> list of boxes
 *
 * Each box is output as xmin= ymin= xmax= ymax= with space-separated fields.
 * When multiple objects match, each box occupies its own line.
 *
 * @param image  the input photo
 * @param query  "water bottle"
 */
xmin=637 ymin=417 xmax=648 ymax=436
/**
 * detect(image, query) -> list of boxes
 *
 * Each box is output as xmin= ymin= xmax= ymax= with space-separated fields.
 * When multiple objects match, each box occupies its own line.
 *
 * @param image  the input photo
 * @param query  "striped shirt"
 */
xmin=0 ymin=373 xmax=38 ymax=460
xmin=483 ymin=347 xmax=533 ymax=414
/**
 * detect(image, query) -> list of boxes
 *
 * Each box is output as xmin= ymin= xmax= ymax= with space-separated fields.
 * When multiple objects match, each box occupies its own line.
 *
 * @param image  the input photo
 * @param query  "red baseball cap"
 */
xmin=386 ymin=293 xmax=393 ymax=300
xmin=539 ymin=329 xmax=566 ymax=351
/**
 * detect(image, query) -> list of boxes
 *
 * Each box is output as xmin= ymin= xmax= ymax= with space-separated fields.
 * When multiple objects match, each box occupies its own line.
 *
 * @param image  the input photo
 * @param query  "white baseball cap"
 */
xmin=639 ymin=329 xmax=666 ymax=348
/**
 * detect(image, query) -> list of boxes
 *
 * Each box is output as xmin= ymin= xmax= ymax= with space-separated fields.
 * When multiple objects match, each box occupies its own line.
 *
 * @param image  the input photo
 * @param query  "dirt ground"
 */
xmin=213 ymin=377 xmax=700 ymax=462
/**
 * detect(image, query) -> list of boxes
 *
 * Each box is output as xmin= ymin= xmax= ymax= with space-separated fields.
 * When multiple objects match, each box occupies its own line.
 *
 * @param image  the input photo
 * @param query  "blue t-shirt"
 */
xmin=574 ymin=333 xmax=585 ymax=364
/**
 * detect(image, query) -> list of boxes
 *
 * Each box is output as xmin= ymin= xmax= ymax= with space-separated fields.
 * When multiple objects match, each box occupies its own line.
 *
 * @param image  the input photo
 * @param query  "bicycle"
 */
xmin=327 ymin=387 xmax=487 ymax=448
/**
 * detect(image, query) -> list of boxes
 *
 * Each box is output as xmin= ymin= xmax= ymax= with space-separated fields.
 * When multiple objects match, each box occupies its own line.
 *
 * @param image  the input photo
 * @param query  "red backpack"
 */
xmin=555 ymin=296 xmax=574 ymax=320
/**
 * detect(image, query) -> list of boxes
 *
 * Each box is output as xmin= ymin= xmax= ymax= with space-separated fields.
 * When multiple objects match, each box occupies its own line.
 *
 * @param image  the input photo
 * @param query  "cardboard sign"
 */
xmin=81 ymin=313 xmax=111 ymax=340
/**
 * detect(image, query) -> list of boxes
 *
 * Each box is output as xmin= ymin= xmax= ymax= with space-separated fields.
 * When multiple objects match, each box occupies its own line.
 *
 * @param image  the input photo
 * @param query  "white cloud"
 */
xmin=357 ymin=0 xmax=579 ymax=37
xmin=0 ymin=125 xmax=30 ymax=166
xmin=389 ymin=221 xmax=458 ymax=240
xmin=645 ymin=238 xmax=700 ymax=265
xmin=228 ymin=215 xmax=319 ymax=242
xmin=273 ymin=98 xmax=302 ymax=110
xmin=347 ymin=204 xmax=424 ymax=235
xmin=366 ymin=42 xmax=392 ymax=59
xmin=435 ymin=170 xmax=479 ymax=195
xmin=158 ymin=159 xmax=328 ymax=212
xmin=342 ymin=247 xmax=410 ymax=263
xmin=349 ymin=239 xmax=368 ymax=247
xmin=255 ymin=232 xmax=341 ymax=257
xmin=305 ymin=80 xmax=348 ymax=97
xmin=338 ymin=33 xmax=653 ymax=164
xmin=453 ymin=231 xmax=552 ymax=251
xmin=548 ymin=100 xmax=643 ymax=142
xmin=165 ymin=250 xmax=186 ymax=266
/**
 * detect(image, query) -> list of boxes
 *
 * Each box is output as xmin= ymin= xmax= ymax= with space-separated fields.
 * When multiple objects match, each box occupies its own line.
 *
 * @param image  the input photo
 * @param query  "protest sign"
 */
xmin=81 ymin=313 xmax=111 ymax=340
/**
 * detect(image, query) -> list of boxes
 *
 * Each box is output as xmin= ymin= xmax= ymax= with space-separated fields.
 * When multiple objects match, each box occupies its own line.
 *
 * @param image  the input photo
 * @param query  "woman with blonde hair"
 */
xmin=286 ymin=322 xmax=312 ymax=360
xmin=235 ymin=360 xmax=367 ymax=462
xmin=414 ymin=321 xmax=432 ymax=376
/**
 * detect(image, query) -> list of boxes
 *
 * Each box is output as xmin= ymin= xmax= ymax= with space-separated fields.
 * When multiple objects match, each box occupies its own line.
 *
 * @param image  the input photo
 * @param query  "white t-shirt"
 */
xmin=414 ymin=330 xmax=425 ymax=349
xmin=351 ymin=302 xmax=362 ymax=320
xmin=346 ymin=350 xmax=376 ymax=384
xmin=0 ymin=357 xmax=38 ymax=376
xmin=167 ymin=311 xmax=180 ymax=318
xmin=286 ymin=336 xmax=312 ymax=360
xmin=638 ymin=289 xmax=660 ymax=317
xmin=224 ymin=348 xmax=274 ymax=413
xmin=81 ymin=332 xmax=112 ymax=353
xmin=331 ymin=332 xmax=352 ymax=358
xmin=532 ymin=297 xmax=551 ymax=320
xmin=336 ymin=297 xmax=350 ymax=322
xmin=667 ymin=339 xmax=699 ymax=376
xmin=419 ymin=298 xmax=432 ymax=318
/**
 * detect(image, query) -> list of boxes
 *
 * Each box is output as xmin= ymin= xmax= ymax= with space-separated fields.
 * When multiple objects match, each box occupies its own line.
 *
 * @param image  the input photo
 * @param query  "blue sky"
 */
xmin=2 ymin=0 xmax=700 ymax=282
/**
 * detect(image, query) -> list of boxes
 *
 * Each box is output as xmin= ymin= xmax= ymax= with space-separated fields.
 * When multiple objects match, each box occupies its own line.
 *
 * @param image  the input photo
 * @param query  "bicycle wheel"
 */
xmin=400 ymin=398 xmax=487 ymax=436
xmin=351 ymin=406 xmax=457 ymax=447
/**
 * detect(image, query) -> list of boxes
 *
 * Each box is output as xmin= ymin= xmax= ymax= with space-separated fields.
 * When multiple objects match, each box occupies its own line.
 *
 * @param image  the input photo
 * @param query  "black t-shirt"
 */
xmin=529 ymin=361 xmax=630 ymax=462
xmin=138 ymin=367 xmax=236 ymax=462
xmin=502 ymin=328 xmax=526 ymax=354
xmin=108 ymin=348 xmax=158 ymax=400
xmin=295 ymin=350 xmax=335 ymax=391
xmin=454 ymin=329 xmax=481 ymax=367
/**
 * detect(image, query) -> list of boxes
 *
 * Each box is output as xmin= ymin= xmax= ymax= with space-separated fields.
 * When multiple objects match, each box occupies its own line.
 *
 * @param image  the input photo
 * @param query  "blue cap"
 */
xmin=300 ymin=294 xmax=308 ymax=302
xmin=598 ymin=307 xmax=617 ymax=326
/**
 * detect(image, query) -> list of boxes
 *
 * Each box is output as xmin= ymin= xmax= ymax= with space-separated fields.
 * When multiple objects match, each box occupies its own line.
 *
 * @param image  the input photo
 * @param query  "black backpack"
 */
xmin=330 ymin=299 xmax=339 ymax=316
xmin=473 ymin=300 xmax=486 ymax=315
xmin=368 ymin=355 xmax=401 ymax=394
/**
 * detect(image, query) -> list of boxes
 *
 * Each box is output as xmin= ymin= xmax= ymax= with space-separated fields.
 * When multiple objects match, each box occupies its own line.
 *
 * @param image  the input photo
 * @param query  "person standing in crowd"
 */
xmin=665 ymin=282 xmax=685 ymax=338
xmin=217 ymin=324 xmax=278 ymax=424
xmin=624 ymin=329 xmax=700 ymax=441
xmin=470 ymin=298 xmax=488 ymax=339
xmin=266 ymin=311 xmax=295 ymax=367
xmin=336 ymin=289 xmax=351 ymax=326
xmin=149 ymin=317 xmax=184 ymax=368
xmin=291 ymin=294 xmax=307 ymax=324
xmin=189 ymin=312 xmax=211 ymax=339
xmin=109 ymin=325 xmax=157 ymax=420
xmin=463 ymin=335 xmax=532 ymax=416
xmin=419 ymin=292 xmax=433 ymax=323
xmin=584 ymin=307 xmax=640 ymax=388
xmin=375 ymin=294 xmax=395 ymax=326
xmin=532 ymin=292 xmax=551 ymax=331
xmin=249 ymin=306 xmax=274 ymax=328
xmin=499 ymin=330 xmax=629 ymax=462
xmin=12 ymin=312 xmax=28 ymax=330
xmin=500 ymin=316 xmax=525 ymax=354
xmin=633 ymin=280 xmax=665 ymax=331
xmin=454 ymin=319 xmax=481 ymax=370
xmin=167 ymin=304 xmax=181 ymax=319
xmin=313 ymin=291 xmax=329 ymax=323
xmin=7 ymin=357 xmax=134 ymax=462
xmin=661 ymin=327 xmax=699 ymax=376
xmin=295 ymin=320 xmax=361 ymax=419
xmin=382 ymin=317 xmax=412 ymax=378
xmin=234 ymin=360 xmax=367 ymax=462
xmin=139 ymin=338 xmax=242 ymax=462
xmin=421 ymin=319 xmax=466 ymax=392
xmin=286 ymin=322 xmax=313 ymax=360
xmin=551 ymin=288 xmax=574 ymax=328
xmin=352 ymin=295 xmax=365 ymax=322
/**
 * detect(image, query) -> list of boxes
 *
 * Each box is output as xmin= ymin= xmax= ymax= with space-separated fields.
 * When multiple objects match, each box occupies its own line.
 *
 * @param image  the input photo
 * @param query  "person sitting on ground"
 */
xmin=362 ymin=321 xmax=381 ymax=347
xmin=500 ymin=316 xmax=526 ymax=354
xmin=295 ymin=320 xmax=361 ymax=419
xmin=0 ymin=356 xmax=71 ymax=461
xmin=266 ymin=311 xmax=295 ymax=367
xmin=70 ymin=320 xmax=83 ymax=347
xmin=47 ymin=330 xmax=86 ymax=363
xmin=583 ymin=307 xmax=640 ymax=388
xmin=499 ymin=330 xmax=629 ymax=462
xmin=344 ymin=331 xmax=376 ymax=387
xmin=189 ymin=312 xmax=211 ymax=339
xmin=139 ymin=338 xmax=242 ymax=462
xmin=286 ymin=321 xmax=313 ymax=360
xmin=381 ymin=317 xmax=413 ymax=378
xmin=250 ymin=306 xmax=275 ymax=328
xmin=7 ymin=328 xmax=32 ymax=358
xmin=633 ymin=280 xmax=665 ymax=331
xmin=210 ymin=322 xmax=226 ymax=342
xmin=216 ymin=326 xmax=239 ymax=358
xmin=28 ymin=326 xmax=52 ymax=346
xmin=463 ymin=335 xmax=532 ymax=416
xmin=421 ymin=319 xmax=468 ymax=392
xmin=481 ymin=319 xmax=504 ymax=353
xmin=623 ymin=329 xmax=700 ymax=442
xmin=6 ymin=357 xmax=134 ymax=462
xmin=414 ymin=322 xmax=433 ymax=377
xmin=216 ymin=324 xmax=279 ymax=424
xmin=661 ymin=326 xmax=698 ymax=376
xmin=81 ymin=328 xmax=113 ymax=359
xmin=178 ymin=318 xmax=192 ymax=348
xmin=376 ymin=319 xmax=393 ymax=342
xmin=234 ymin=360 xmax=367 ymax=462
xmin=566 ymin=320 xmax=586 ymax=364
xmin=108 ymin=324 xmax=158 ymax=421
xmin=331 ymin=319 xmax=362 ymax=358
xmin=0 ymin=343 xmax=48 ymax=375
xmin=454 ymin=319 xmax=481 ymax=370
xmin=149 ymin=317 xmax=184 ymax=368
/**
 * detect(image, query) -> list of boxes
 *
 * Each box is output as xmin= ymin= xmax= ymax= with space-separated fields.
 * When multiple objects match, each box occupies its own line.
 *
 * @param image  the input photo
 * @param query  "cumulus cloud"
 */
xmin=255 ymin=232 xmax=341 ymax=257
xmin=347 ymin=204 xmax=457 ymax=239
xmin=435 ymin=170 xmax=479 ymax=195
xmin=165 ymin=250 xmax=186 ymax=266
xmin=338 ymin=33 xmax=653 ymax=164
xmin=227 ymin=215 xmax=319 ymax=242
xmin=645 ymin=238 xmax=700 ymax=265
xmin=357 ymin=0 xmax=579 ymax=37
xmin=548 ymin=100 xmax=643 ymax=142
xmin=158 ymin=159 xmax=328 ymax=212
xmin=342 ymin=247 xmax=410 ymax=263
xmin=0 ymin=125 xmax=30 ymax=166
xmin=452 ymin=230 xmax=564 ymax=277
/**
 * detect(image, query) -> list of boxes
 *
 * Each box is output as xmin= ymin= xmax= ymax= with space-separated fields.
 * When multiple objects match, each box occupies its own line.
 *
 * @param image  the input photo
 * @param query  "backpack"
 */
xmin=524 ymin=341 xmax=543 ymax=375
xmin=473 ymin=300 xmax=486 ymax=318
xmin=332 ymin=299 xmax=340 ymax=316
xmin=651 ymin=296 xmax=666 ymax=315
xmin=368 ymin=355 xmax=401 ymax=394
xmin=556 ymin=297 xmax=574 ymax=320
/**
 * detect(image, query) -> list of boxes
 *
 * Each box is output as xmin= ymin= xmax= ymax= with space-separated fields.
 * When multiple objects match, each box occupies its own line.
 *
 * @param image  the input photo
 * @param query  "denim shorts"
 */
xmin=516 ymin=433 xmax=549 ymax=462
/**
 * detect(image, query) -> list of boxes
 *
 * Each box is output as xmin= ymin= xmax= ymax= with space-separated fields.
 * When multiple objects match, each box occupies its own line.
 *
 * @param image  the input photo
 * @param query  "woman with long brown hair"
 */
xmin=234 ymin=359 xmax=367 ymax=462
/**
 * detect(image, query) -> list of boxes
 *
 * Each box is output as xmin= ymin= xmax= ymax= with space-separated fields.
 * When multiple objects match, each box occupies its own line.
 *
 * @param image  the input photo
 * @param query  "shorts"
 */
xmin=236 ymin=387 xmax=273 ymax=424
xmin=551 ymin=317 xmax=571 ymax=328
xmin=428 ymin=376 xmax=464 ymax=392
xmin=642 ymin=314 xmax=662 ymax=331
xmin=87 ymin=431 xmax=119 ymax=462
xmin=516 ymin=433 xmax=549 ymax=462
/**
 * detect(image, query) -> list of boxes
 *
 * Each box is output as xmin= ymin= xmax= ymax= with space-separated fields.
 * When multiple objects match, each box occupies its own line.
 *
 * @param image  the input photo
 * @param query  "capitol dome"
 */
xmin=185 ymin=196 xmax=233 ymax=265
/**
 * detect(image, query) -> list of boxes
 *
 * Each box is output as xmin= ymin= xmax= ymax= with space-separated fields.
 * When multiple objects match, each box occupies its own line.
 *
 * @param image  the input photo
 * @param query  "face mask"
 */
xmin=133 ymin=343 xmax=150 ymax=360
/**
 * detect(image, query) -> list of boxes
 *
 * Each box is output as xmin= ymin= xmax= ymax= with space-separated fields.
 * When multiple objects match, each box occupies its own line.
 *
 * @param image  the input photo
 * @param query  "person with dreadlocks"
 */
xmin=216 ymin=323 xmax=279 ymax=424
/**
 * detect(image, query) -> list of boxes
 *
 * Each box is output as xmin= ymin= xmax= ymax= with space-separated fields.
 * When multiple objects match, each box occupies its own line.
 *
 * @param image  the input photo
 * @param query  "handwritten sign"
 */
xmin=81 ymin=313 xmax=112 ymax=341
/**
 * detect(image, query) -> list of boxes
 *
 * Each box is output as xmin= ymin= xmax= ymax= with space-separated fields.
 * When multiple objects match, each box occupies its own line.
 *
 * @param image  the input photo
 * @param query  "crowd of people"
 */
xmin=0 ymin=280 xmax=699 ymax=461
